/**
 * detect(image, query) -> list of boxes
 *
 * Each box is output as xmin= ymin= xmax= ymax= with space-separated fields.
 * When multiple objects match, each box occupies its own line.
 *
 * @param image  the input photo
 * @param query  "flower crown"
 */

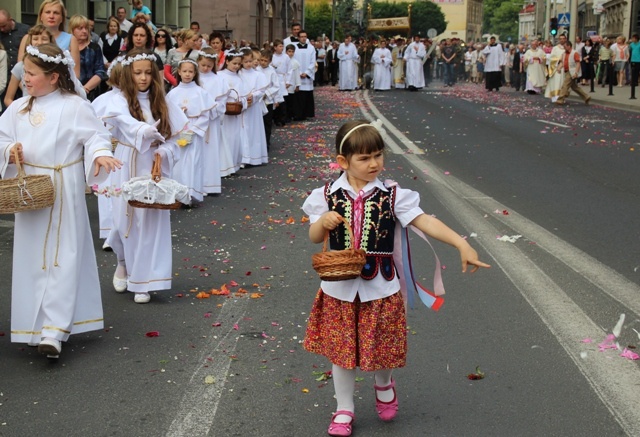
xmin=26 ymin=45 xmax=74 ymax=67
xmin=178 ymin=58 xmax=199 ymax=67
xmin=121 ymin=53 xmax=157 ymax=67
xmin=107 ymin=55 xmax=126 ymax=76
xmin=338 ymin=119 xmax=386 ymax=155
xmin=225 ymin=50 xmax=244 ymax=58
xmin=198 ymin=50 xmax=218 ymax=59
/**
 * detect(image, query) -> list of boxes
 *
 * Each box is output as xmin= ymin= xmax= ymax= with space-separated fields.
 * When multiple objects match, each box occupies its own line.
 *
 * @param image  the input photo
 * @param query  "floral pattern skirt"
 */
xmin=304 ymin=289 xmax=407 ymax=371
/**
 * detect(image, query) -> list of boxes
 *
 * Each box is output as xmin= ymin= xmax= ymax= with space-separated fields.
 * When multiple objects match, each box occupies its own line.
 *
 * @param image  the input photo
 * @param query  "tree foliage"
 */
xmin=304 ymin=2 xmax=333 ymax=40
xmin=483 ymin=0 xmax=520 ymax=42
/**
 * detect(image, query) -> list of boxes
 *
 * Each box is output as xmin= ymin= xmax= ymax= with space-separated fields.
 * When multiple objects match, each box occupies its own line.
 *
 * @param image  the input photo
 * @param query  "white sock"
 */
xmin=115 ymin=263 xmax=127 ymax=278
xmin=332 ymin=364 xmax=356 ymax=423
xmin=374 ymin=369 xmax=395 ymax=402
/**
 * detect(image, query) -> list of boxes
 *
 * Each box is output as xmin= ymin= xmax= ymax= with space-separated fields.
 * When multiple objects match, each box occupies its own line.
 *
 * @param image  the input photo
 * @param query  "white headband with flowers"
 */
xmin=121 ymin=53 xmax=157 ymax=67
xmin=198 ymin=51 xmax=218 ymax=59
xmin=107 ymin=55 xmax=126 ymax=76
xmin=26 ymin=45 xmax=74 ymax=67
xmin=178 ymin=58 xmax=199 ymax=67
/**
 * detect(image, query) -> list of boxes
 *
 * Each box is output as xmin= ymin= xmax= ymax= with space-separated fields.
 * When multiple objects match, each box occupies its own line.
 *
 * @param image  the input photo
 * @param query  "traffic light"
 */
xmin=550 ymin=17 xmax=558 ymax=36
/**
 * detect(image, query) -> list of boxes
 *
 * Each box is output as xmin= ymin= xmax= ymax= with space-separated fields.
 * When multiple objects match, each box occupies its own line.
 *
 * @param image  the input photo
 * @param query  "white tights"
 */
xmin=332 ymin=364 xmax=395 ymax=423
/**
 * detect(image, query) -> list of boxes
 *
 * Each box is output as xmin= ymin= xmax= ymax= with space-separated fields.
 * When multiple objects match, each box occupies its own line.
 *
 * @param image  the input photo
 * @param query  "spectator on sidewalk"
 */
xmin=556 ymin=41 xmax=591 ymax=106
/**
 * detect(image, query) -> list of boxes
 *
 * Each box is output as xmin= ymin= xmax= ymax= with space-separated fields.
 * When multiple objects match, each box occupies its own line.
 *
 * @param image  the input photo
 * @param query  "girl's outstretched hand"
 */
xmin=459 ymin=244 xmax=491 ymax=273
xmin=94 ymin=156 xmax=122 ymax=176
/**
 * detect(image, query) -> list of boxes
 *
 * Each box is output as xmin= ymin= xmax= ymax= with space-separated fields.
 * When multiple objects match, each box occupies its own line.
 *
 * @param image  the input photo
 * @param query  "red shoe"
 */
xmin=328 ymin=410 xmax=354 ymax=436
xmin=374 ymin=379 xmax=398 ymax=421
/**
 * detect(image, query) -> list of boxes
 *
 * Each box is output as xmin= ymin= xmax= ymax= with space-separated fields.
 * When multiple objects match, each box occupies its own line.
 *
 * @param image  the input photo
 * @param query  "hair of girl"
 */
xmin=177 ymin=58 xmax=201 ymax=85
xmin=68 ymin=14 xmax=89 ymax=34
xmin=106 ymin=16 xmax=122 ymax=36
xmin=37 ymin=0 xmax=67 ymax=32
xmin=20 ymin=43 xmax=77 ymax=114
xmin=335 ymin=120 xmax=385 ymax=157
xmin=240 ymin=47 xmax=253 ymax=59
xmin=120 ymin=48 xmax=171 ymax=138
xmin=222 ymin=49 xmax=242 ymax=69
xmin=26 ymin=25 xmax=53 ymax=49
xmin=126 ymin=22 xmax=153 ymax=50
xmin=106 ymin=55 xmax=124 ymax=88
xmin=260 ymin=49 xmax=272 ymax=60
xmin=196 ymin=46 xmax=218 ymax=73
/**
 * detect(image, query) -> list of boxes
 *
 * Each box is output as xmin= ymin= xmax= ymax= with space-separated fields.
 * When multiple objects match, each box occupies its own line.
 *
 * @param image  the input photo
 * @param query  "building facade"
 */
xmin=431 ymin=0 xmax=483 ymax=42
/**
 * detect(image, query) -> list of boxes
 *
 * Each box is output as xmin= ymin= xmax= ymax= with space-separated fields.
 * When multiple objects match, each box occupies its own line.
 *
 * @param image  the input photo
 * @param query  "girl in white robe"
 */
xmin=218 ymin=50 xmax=249 ymax=175
xmin=0 ymin=43 xmax=120 ymax=358
xmin=371 ymin=40 xmax=392 ymax=91
xmin=104 ymin=49 xmax=188 ymax=304
xmin=197 ymin=49 xmax=229 ymax=189
xmin=167 ymin=59 xmax=216 ymax=204
xmin=91 ymin=57 xmax=125 ymax=243
xmin=238 ymin=49 xmax=269 ymax=166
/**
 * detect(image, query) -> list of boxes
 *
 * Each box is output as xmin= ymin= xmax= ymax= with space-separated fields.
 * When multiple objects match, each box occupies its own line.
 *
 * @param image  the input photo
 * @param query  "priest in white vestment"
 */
xmin=293 ymin=30 xmax=316 ymax=118
xmin=545 ymin=34 xmax=567 ymax=102
xmin=524 ymin=40 xmax=547 ymax=94
xmin=482 ymin=36 xmax=506 ymax=91
xmin=391 ymin=38 xmax=406 ymax=88
xmin=338 ymin=35 xmax=359 ymax=91
xmin=403 ymin=35 xmax=426 ymax=89
xmin=371 ymin=39 xmax=392 ymax=90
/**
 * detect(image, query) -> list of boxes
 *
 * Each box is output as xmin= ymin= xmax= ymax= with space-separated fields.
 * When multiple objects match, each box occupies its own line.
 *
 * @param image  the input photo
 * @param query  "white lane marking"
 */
xmin=538 ymin=119 xmax=571 ymax=128
xmin=487 ymin=106 xmax=506 ymax=112
xmin=165 ymin=297 xmax=249 ymax=437
xmin=358 ymin=91 xmax=424 ymax=155
xmin=360 ymin=97 xmax=640 ymax=436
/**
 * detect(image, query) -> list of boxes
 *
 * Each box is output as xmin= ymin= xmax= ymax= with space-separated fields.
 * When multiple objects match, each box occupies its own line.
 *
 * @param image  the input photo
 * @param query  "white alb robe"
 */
xmin=403 ymin=42 xmax=426 ymax=88
xmin=200 ymin=71 xmax=230 ymax=185
xmin=545 ymin=45 xmax=565 ymax=102
xmin=482 ymin=44 xmax=506 ymax=72
xmin=294 ymin=43 xmax=316 ymax=91
xmin=371 ymin=47 xmax=392 ymax=90
xmin=270 ymin=52 xmax=291 ymax=98
xmin=239 ymin=68 xmax=269 ymax=165
xmin=524 ymin=48 xmax=547 ymax=91
xmin=0 ymin=90 xmax=113 ymax=344
xmin=167 ymin=81 xmax=216 ymax=202
xmin=92 ymin=87 xmax=121 ymax=238
xmin=218 ymin=69 xmax=248 ymax=174
xmin=338 ymin=42 xmax=359 ymax=90
xmin=104 ymin=91 xmax=187 ymax=293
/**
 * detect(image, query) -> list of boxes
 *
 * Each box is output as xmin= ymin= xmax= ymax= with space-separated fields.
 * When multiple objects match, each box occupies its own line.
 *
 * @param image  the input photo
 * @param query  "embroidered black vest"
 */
xmin=324 ymin=182 xmax=397 ymax=280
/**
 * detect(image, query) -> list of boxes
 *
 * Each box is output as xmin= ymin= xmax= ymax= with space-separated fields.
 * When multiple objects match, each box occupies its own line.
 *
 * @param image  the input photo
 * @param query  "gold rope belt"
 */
xmin=23 ymin=157 xmax=83 ymax=269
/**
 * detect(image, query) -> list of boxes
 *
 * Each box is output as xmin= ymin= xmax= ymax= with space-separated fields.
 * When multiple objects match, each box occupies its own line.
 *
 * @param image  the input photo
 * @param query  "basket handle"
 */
xmin=229 ymin=88 xmax=239 ymax=100
xmin=12 ymin=147 xmax=27 ymax=184
xmin=322 ymin=216 xmax=356 ymax=253
xmin=152 ymin=153 xmax=162 ymax=182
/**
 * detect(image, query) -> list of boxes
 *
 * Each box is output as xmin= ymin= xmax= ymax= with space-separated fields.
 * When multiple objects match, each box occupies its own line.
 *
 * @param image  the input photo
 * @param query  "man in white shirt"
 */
xmin=403 ymin=35 xmax=426 ymax=90
xmin=116 ymin=7 xmax=132 ymax=33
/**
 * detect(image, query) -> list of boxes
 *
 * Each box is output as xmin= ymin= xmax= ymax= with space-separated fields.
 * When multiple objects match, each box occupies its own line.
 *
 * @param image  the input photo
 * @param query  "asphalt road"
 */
xmin=0 ymin=83 xmax=637 ymax=437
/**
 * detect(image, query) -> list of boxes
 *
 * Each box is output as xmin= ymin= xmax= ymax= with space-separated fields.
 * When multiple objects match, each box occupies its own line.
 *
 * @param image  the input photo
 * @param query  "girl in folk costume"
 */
xmin=91 ymin=56 xmax=125 ymax=248
xmin=104 ymin=49 xmax=188 ymax=304
xmin=0 ymin=43 xmax=121 ymax=358
xmin=198 ymin=48 xmax=230 ymax=187
xmin=371 ymin=38 xmax=392 ymax=91
xmin=238 ymin=48 xmax=269 ymax=166
xmin=166 ymin=58 xmax=215 ymax=204
xmin=218 ymin=49 xmax=248 ymax=175
xmin=302 ymin=120 xmax=490 ymax=436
